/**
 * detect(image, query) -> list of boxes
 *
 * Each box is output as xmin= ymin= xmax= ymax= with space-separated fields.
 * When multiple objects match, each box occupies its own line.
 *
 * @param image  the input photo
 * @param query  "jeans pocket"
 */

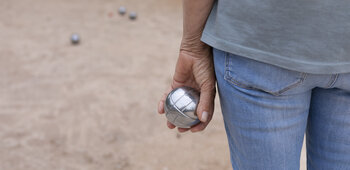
xmin=224 ymin=52 xmax=307 ymax=96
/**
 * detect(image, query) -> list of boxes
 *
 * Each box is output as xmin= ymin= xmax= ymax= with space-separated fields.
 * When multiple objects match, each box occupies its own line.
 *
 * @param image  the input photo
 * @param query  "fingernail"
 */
xmin=158 ymin=102 xmax=163 ymax=114
xmin=201 ymin=111 xmax=208 ymax=122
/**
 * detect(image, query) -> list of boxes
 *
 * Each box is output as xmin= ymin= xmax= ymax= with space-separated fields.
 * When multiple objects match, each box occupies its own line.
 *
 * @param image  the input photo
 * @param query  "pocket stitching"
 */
xmin=224 ymin=52 xmax=307 ymax=96
xmin=276 ymin=73 xmax=307 ymax=95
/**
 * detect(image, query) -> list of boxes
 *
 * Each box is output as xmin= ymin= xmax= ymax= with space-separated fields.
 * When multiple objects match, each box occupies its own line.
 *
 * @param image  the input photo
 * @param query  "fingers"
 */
xmin=167 ymin=121 xmax=176 ymax=129
xmin=196 ymin=84 xmax=216 ymax=123
xmin=190 ymin=121 xmax=211 ymax=132
xmin=158 ymin=87 xmax=172 ymax=114
xmin=178 ymin=127 xmax=190 ymax=133
xmin=168 ymin=121 xmax=191 ymax=133
xmin=180 ymin=84 xmax=214 ymax=133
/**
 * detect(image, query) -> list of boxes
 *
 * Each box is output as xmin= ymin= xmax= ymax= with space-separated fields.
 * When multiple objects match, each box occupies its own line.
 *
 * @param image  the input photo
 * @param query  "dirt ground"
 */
xmin=0 ymin=0 xmax=306 ymax=169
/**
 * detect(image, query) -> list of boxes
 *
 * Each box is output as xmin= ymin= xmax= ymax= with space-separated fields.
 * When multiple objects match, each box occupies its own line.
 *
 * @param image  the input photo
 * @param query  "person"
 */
xmin=158 ymin=0 xmax=350 ymax=169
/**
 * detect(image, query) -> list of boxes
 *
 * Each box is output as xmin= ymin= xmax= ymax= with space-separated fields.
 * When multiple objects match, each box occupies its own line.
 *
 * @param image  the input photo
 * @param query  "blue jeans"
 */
xmin=213 ymin=48 xmax=350 ymax=170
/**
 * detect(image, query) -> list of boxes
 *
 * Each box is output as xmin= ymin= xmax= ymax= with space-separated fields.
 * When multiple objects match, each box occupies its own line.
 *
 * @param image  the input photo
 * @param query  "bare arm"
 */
xmin=158 ymin=0 xmax=216 ymax=133
xmin=181 ymin=0 xmax=215 ymax=53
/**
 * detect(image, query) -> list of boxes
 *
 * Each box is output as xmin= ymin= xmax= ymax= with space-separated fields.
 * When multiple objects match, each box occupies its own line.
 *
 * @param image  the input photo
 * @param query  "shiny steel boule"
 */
xmin=164 ymin=87 xmax=200 ymax=128
xmin=71 ymin=33 xmax=80 ymax=45
xmin=129 ymin=12 xmax=137 ymax=20
xmin=118 ymin=6 xmax=126 ymax=15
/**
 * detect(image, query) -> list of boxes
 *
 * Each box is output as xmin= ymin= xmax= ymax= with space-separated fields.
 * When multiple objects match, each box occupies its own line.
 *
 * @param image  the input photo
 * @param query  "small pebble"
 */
xmin=176 ymin=133 xmax=181 ymax=139
xmin=129 ymin=12 xmax=137 ymax=20
xmin=71 ymin=33 xmax=80 ymax=45
xmin=118 ymin=6 xmax=126 ymax=15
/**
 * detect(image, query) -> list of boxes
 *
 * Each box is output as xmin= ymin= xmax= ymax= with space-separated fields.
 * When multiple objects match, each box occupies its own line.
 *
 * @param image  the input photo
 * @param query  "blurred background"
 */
xmin=0 ymin=0 xmax=306 ymax=169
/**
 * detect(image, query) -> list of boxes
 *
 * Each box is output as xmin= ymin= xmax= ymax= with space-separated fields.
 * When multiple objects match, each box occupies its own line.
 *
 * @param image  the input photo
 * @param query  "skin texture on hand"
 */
xmin=158 ymin=0 xmax=215 ymax=133
xmin=158 ymin=45 xmax=216 ymax=133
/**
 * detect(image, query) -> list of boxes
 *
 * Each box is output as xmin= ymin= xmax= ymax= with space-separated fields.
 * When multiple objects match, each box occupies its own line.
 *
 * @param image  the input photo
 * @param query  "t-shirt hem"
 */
xmin=201 ymin=32 xmax=350 ymax=74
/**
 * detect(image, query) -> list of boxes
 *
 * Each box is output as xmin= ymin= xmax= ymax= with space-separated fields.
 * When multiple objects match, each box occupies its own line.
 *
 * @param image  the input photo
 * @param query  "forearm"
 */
xmin=181 ymin=0 xmax=215 ymax=51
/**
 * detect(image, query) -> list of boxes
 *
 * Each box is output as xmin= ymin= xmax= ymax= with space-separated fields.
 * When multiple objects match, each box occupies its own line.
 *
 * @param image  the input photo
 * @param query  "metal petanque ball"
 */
xmin=118 ymin=6 xmax=126 ymax=15
xmin=164 ymin=87 xmax=200 ymax=128
xmin=129 ymin=12 xmax=137 ymax=20
xmin=71 ymin=33 xmax=80 ymax=45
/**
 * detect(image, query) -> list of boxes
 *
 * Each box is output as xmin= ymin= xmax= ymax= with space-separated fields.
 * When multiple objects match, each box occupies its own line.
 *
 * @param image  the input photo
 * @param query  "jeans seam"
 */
xmin=276 ymin=73 xmax=307 ymax=95
xmin=326 ymin=74 xmax=339 ymax=88
xmin=224 ymin=52 xmax=307 ymax=96
xmin=224 ymin=52 xmax=267 ymax=91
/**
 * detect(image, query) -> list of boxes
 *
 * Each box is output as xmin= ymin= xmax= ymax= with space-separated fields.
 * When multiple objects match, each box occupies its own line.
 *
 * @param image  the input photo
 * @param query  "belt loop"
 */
xmin=326 ymin=74 xmax=339 ymax=88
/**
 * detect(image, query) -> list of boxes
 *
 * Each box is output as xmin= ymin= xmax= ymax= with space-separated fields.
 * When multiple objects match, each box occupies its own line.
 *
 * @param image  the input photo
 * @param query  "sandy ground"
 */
xmin=0 ymin=0 xmax=306 ymax=169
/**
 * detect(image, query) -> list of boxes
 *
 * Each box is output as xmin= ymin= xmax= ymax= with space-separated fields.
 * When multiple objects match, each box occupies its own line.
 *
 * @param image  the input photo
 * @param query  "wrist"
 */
xmin=180 ymin=35 xmax=210 ymax=55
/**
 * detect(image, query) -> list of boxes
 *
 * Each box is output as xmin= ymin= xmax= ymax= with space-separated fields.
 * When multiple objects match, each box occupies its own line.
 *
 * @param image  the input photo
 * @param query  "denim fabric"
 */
xmin=213 ymin=48 xmax=350 ymax=170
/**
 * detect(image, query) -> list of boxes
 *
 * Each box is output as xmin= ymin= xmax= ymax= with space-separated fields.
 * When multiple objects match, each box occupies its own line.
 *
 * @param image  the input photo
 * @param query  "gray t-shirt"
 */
xmin=202 ymin=0 xmax=350 ymax=74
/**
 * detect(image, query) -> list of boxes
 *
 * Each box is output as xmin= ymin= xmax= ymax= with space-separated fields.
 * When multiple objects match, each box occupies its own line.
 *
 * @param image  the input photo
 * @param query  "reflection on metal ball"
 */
xmin=164 ymin=87 xmax=200 ymax=128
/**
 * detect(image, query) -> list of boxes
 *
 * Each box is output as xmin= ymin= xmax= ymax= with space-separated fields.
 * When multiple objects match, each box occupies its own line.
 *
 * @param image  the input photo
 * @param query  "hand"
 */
xmin=158 ymin=41 xmax=216 ymax=133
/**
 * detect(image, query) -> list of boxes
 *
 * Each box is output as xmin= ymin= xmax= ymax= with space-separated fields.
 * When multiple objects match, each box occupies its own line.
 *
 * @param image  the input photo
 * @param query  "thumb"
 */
xmin=196 ymin=84 xmax=216 ymax=123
